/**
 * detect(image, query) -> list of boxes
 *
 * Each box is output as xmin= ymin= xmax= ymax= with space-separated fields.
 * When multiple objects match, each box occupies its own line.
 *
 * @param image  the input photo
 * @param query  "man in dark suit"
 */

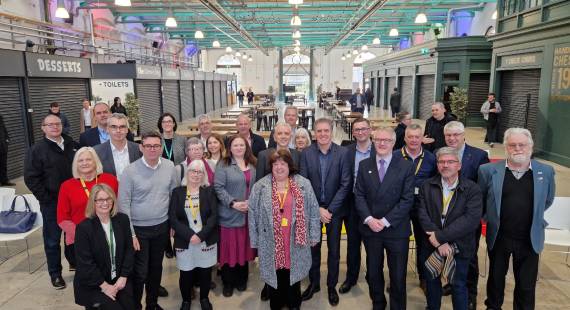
xmin=0 ymin=114 xmax=14 ymax=186
xmin=299 ymin=117 xmax=351 ymax=306
xmin=80 ymin=103 xmax=133 ymax=147
xmin=94 ymin=113 xmax=141 ymax=177
xmin=393 ymin=111 xmax=412 ymax=151
xmin=268 ymin=106 xmax=311 ymax=149
xmin=389 ymin=88 xmax=401 ymax=118
xmin=443 ymin=121 xmax=489 ymax=308
xmin=256 ymin=122 xmax=300 ymax=182
xmin=339 ymin=118 xmax=375 ymax=294
xmin=349 ymin=88 xmax=366 ymax=113
xmin=354 ymin=127 xmax=415 ymax=310
xmin=227 ymin=113 xmax=266 ymax=157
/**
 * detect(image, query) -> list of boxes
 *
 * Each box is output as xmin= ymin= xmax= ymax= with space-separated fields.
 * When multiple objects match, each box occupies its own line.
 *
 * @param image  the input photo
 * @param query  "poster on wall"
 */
xmin=90 ymin=79 xmax=135 ymax=106
xmin=551 ymin=43 xmax=570 ymax=104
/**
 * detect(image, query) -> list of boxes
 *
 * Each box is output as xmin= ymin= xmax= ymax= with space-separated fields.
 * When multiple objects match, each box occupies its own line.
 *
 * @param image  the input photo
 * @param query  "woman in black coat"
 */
xmin=170 ymin=159 xmax=219 ymax=310
xmin=74 ymin=184 xmax=135 ymax=310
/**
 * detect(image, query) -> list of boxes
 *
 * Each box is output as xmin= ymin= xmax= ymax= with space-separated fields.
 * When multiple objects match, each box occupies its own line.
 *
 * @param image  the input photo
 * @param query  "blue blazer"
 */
xmin=460 ymin=144 xmax=489 ymax=182
xmin=299 ymin=143 xmax=351 ymax=217
xmin=478 ymin=160 xmax=556 ymax=253
xmin=349 ymin=93 xmax=367 ymax=111
xmin=79 ymin=127 xmax=134 ymax=148
xmin=354 ymin=154 xmax=415 ymax=239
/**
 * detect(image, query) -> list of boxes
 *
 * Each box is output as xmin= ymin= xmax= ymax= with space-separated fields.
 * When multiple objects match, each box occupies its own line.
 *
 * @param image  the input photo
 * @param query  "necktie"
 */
xmin=378 ymin=159 xmax=386 ymax=183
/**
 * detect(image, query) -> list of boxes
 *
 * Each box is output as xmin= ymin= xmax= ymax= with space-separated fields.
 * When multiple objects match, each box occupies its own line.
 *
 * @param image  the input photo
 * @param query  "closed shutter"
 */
xmin=28 ymin=78 xmax=88 ymax=142
xmin=0 ymin=78 xmax=27 ymax=179
xmin=400 ymin=76 xmax=413 ymax=114
xmin=194 ymin=80 xmax=205 ymax=116
xmin=372 ymin=78 xmax=378 ymax=107
xmin=161 ymin=80 xmax=180 ymax=121
xmin=180 ymin=80 xmax=194 ymax=120
xmin=418 ymin=75 xmax=435 ymax=120
xmin=387 ymin=77 xmax=397 ymax=109
xmin=204 ymin=81 xmax=214 ymax=113
xmin=221 ymin=82 xmax=228 ymax=107
xmin=213 ymin=81 xmax=222 ymax=110
xmin=498 ymin=69 xmax=541 ymax=140
xmin=377 ymin=77 xmax=383 ymax=108
xmin=468 ymin=73 xmax=490 ymax=125
xmin=136 ymin=79 xmax=161 ymax=134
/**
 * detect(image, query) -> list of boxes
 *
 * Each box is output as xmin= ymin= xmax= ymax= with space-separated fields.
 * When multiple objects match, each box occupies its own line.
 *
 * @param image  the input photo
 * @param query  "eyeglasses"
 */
xmin=95 ymin=198 xmax=113 ymax=205
xmin=109 ymin=125 xmax=128 ymax=131
xmin=353 ymin=127 xmax=371 ymax=133
xmin=142 ymin=144 xmax=162 ymax=150
xmin=189 ymin=169 xmax=204 ymax=175
xmin=373 ymin=138 xmax=394 ymax=144
xmin=437 ymin=160 xmax=460 ymax=165
xmin=42 ymin=123 xmax=62 ymax=128
xmin=161 ymin=120 xmax=174 ymax=124
xmin=507 ymin=143 xmax=529 ymax=149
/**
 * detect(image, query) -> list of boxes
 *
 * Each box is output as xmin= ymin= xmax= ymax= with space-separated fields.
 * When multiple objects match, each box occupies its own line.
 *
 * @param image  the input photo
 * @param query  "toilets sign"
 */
xmin=91 ymin=79 xmax=134 ymax=105
xmin=25 ymin=52 xmax=91 ymax=78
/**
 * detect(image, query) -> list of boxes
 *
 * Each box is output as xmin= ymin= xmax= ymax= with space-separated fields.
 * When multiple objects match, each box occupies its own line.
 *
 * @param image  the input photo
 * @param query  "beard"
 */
xmin=508 ymin=153 xmax=531 ymax=165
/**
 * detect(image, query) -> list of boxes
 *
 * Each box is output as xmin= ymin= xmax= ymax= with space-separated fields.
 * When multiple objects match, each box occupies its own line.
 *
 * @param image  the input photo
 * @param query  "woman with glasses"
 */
xmin=57 ymin=147 xmax=118 ymax=271
xmin=214 ymin=135 xmax=257 ymax=297
xmin=170 ymin=160 xmax=218 ymax=310
xmin=205 ymin=133 xmax=225 ymax=165
xmin=158 ymin=113 xmax=186 ymax=165
xmin=74 ymin=184 xmax=135 ymax=310
xmin=177 ymin=137 xmax=215 ymax=185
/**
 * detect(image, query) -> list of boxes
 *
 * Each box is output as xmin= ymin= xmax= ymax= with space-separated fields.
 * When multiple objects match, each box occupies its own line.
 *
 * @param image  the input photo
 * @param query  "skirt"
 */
xmin=218 ymin=225 xmax=256 ymax=267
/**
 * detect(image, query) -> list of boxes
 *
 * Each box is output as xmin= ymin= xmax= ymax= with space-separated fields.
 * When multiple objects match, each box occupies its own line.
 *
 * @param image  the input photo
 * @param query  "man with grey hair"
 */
xmin=229 ymin=112 xmax=266 ymax=157
xmin=417 ymin=146 xmax=482 ymax=310
xmin=268 ymin=106 xmax=311 ymax=149
xmin=355 ymin=127 xmax=415 ymax=310
xmin=422 ymin=102 xmax=455 ymax=152
xmin=479 ymin=128 xmax=555 ymax=310
xmin=194 ymin=114 xmax=212 ymax=146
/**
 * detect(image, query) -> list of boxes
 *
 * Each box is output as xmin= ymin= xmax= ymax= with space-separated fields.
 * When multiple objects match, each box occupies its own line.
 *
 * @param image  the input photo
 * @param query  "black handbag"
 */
xmin=0 ymin=195 xmax=37 ymax=233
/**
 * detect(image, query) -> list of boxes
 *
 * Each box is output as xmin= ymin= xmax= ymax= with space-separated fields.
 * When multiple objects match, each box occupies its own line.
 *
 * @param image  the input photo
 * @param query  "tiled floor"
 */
xmin=1 ymin=101 xmax=569 ymax=309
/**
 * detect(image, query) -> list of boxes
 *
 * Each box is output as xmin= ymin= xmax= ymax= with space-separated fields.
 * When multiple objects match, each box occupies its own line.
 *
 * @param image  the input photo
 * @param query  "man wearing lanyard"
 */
xmin=417 ymin=147 xmax=482 ymax=310
xmin=339 ymin=118 xmax=375 ymax=294
xmin=392 ymin=123 xmax=437 ymax=294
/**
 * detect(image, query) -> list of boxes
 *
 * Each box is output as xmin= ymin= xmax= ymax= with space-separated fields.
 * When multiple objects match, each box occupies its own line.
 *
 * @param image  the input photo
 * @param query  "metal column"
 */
xmin=309 ymin=48 xmax=314 ymax=101
xmin=278 ymin=48 xmax=284 ymax=102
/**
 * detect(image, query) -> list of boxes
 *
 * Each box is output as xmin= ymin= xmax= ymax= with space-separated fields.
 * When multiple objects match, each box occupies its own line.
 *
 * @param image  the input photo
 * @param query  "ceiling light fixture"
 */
xmin=389 ymin=28 xmax=399 ymax=37
xmin=341 ymin=56 xmax=346 ymax=61
xmin=194 ymin=30 xmax=204 ymax=39
xmin=248 ymin=56 xmax=253 ymax=62
xmin=212 ymin=40 xmax=220 ymax=48
xmin=415 ymin=12 xmax=428 ymax=24
xmin=235 ymin=51 xmax=241 ymax=57
xmin=361 ymin=45 xmax=368 ymax=51
xmin=292 ymin=30 xmax=301 ymax=38
xmin=372 ymin=37 xmax=381 ymax=45
xmin=346 ymin=52 xmax=352 ymax=59
xmin=352 ymin=49 xmax=359 ymax=55
xmin=225 ymin=46 xmax=233 ymax=53
xmin=115 ymin=0 xmax=131 ymax=6
xmin=165 ymin=9 xmax=177 ymax=28
xmin=242 ymin=53 xmax=248 ymax=60
xmin=288 ymin=0 xmax=303 ymax=5
xmin=294 ymin=46 xmax=301 ymax=52
xmin=294 ymin=39 xmax=300 ymax=46
xmin=492 ymin=10 xmax=498 ymax=20
xmin=291 ymin=15 xmax=302 ymax=26
xmin=55 ymin=0 xmax=70 ymax=19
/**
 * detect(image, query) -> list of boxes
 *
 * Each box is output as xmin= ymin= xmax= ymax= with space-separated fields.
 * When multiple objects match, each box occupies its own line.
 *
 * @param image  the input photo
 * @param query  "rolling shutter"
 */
xmin=213 ymin=81 xmax=222 ymax=110
xmin=180 ymin=80 xmax=194 ymax=120
xmin=221 ymin=81 xmax=228 ymax=107
xmin=27 ymin=78 xmax=88 ymax=142
xmin=400 ymin=76 xmax=413 ymax=114
xmin=0 ymin=78 xmax=27 ymax=179
xmin=136 ymin=79 xmax=161 ymax=134
xmin=498 ymin=69 xmax=541 ymax=141
xmin=194 ymin=80 xmax=205 ymax=116
xmin=467 ymin=73 xmax=490 ymax=126
xmin=377 ymin=77 xmax=384 ymax=108
xmin=418 ymin=75 xmax=435 ymax=120
xmin=161 ymin=80 xmax=180 ymax=121
xmin=204 ymin=81 xmax=214 ymax=113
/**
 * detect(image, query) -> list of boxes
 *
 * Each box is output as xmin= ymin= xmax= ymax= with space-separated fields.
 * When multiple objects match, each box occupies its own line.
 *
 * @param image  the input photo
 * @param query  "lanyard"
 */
xmin=442 ymin=190 xmax=455 ymax=217
xmin=186 ymin=189 xmax=200 ymax=226
xmin=401 ymin=148 xmax=424 ymax=175
xmin=105 ymin=222 xmax=115 ymax=276
xmin=79 ymin=175 xmax=98 ymax=198
xmin=277 ymin=182 xmax=289 ymax=214
xmin=163 ymin=141 xmax=173 ymax=160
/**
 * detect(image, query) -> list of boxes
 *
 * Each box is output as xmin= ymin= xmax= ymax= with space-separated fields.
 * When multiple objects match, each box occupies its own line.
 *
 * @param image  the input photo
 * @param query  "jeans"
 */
xmin=40 ymin=203 xmax=63 ymax=278
xmin=425 ymin=256 xmax=470 ymax=310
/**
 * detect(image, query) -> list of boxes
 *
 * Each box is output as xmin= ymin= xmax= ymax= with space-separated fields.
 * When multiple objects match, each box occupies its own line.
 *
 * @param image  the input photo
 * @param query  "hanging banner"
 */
xmin=25 ymin=52 xmax=91 ymax=78
xmin=551 ymin=43 xmax=570 ymax=104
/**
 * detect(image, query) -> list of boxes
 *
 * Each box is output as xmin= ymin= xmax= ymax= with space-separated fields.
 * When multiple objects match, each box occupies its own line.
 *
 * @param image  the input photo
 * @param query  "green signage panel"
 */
xmin=551 ymin=43 xmax=570 ymax=104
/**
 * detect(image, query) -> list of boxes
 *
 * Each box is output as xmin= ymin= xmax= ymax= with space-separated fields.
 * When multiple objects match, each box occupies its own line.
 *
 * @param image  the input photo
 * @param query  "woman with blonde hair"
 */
xmin=294 ymin=127 xmax=312 ymax=152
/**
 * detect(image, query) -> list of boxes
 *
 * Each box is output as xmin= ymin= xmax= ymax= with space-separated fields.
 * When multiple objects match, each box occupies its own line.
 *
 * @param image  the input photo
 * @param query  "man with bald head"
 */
xmin=25 ymin=114 xmax=77 ymax=290
xmin=268 ymin=106 xmax=311 ymax=149
xmin=422 ymin=102 xmax=455 ymax=152
xmin=228 ymin=112 xmax=266 ymax=157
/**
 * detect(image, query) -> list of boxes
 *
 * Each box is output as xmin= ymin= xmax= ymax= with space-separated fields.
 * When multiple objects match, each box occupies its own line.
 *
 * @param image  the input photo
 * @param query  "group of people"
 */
xmin=21 ymin=97 xmax=554 ymax=310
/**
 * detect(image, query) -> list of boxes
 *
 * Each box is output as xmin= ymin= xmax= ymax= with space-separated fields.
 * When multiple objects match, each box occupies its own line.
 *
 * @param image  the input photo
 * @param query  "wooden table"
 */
xmin=187 ymin=123 xmax=236 ymax=131
xmin=209 ymin=118 xmax=237 ymax=124
xmin=255 ymin=106 xmax=279 ymax=131
xmin=178 ymin=130 xmax=229 ymax=138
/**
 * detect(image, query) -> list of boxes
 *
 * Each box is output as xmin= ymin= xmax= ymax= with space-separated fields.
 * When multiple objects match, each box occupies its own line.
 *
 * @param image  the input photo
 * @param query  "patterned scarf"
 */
xmin=271 ymin=176 xmax=307 ymax=269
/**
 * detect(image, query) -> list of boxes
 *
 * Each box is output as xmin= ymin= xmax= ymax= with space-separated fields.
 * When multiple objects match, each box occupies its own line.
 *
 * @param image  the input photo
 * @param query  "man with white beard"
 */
xmin=478 ymin=128 xmax=555 ymax=310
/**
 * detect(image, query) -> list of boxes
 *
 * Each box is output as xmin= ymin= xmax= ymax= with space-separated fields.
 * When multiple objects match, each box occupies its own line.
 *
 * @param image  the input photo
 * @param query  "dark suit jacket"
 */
xmin=255 ymin=148 xmax=300 ymax=182
xmin=460 ymin=144 xmax=489 ymax=182
xmin=417 ymin=176 xmax=483 ymax=258
xmin=349 ymin=93 xmax=367 ymax=111
xmin=344 ymin=141 xmax=376 ymax=191
xmin=73 ymin=213 xmax=134 ymax=306
xmin=79 ymin=127 xmax=134 ymax=148
xmin=225 ymin=130 xmax=267 ymax=157
xmin=169 ymin=185 xmax=219 ymax=249
xmin=267 ymin=126 xmax=312 ymax=149
xmin=354 ymin=154 xmax=415 ymax=239
xmin=299 ymin=143 xmax=351 ymax=217
xmin=93 ymin=140 xmax=142 ymax=176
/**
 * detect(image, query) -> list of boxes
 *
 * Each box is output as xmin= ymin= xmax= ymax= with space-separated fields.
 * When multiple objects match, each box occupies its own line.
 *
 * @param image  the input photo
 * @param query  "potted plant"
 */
xmin=124 ymin=93 xmax=140 ymax=136
xmin=449 ymin=87 xmax=468 ymax=124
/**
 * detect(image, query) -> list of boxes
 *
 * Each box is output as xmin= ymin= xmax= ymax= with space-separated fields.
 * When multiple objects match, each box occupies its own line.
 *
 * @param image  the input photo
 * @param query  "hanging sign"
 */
xmin=551 ymin=43 xmax=570 ymax=104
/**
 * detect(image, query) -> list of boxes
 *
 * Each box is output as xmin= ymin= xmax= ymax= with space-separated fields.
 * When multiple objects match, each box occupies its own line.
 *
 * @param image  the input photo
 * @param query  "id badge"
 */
xmin=414 ymin=187 xmax=419 ymax=195
xmin=281 ymin=218 xmax=288 ymax=227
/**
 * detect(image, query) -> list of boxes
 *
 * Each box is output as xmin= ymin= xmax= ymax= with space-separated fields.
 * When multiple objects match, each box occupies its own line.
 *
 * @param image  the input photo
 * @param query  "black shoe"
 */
xmin=180 ymin=301 xmax=191 ymax=310
xmin=200 ymin=298 xmax=213 ymax=310
xmin=260 ymin=284 xmax=270 ymax=301
xmin=191 ymin=287 xmax=196 ymax=300
xmin=301 ymin=283 xmax=320 ymax=301
xmin=1 ymin=182 xmax=16 ymax=186
xmin=338 ymin=281 xmax=354 ymax=294
xmin=223 ymin=285 xmax=233 ymax=297
xmin=51 ymin=275 xmax=66 ymax=290
xmin=210 ymin=281 xmax=216 ymax=290
xmin=236 ymin=282 xmax=247 ymax=292
xmin=68 ymin=264 xmax=76 ymax=272
xmin=468 ymin=300 xmax=477 ymax=310
xmin=158 ymin=285 xmax=169 ymax=297
xmin=146 ymin=305 xmax=164 ymax=310
xmin=328 ymin=287 xmax=339 ymax=306
xmin=442 ymin=284 xmax=452 ymax=296
xmin=165 ymin=250 xmax=174 ymax=259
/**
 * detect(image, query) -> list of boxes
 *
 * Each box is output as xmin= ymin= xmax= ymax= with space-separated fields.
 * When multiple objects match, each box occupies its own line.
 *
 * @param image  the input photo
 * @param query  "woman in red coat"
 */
xmin=57 ymin=147 xmax=118 ymax=270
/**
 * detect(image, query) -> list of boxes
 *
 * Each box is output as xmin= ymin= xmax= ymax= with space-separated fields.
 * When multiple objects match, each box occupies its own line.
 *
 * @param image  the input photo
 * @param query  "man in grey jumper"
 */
xmin=119 ymin=131 xmax=178 ymax=310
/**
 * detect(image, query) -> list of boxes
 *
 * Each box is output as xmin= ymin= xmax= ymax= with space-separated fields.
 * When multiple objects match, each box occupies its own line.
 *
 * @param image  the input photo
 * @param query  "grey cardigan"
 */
xmin=248 ymin=174 xmax=320 ymax=288
xmin=214 ymin=158 xmax=256 ymax=227
xmin=162 ymin=134 xmax=186 ymax=165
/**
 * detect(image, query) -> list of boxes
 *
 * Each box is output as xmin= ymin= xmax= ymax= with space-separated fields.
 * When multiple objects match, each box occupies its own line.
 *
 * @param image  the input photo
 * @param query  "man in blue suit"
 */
xmin=299 ymin=117 xmax=351 ymax=306
xmin=479 ymin=128 xmax=555 ymax=310
xmin=349 ymin=88 xmax=367 ymax=113
xmin=355 ymin=127 xmax=415 ymax=310
xmin=79 ymin=102 xmax=111 ymax=147
xmin=444 ymin=121 xmax=489 ymax=308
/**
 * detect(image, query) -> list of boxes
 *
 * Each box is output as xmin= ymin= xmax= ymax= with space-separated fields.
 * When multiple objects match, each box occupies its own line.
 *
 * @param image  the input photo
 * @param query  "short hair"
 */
xmin=197 ymin=114 xmax=211 ymax=123
xmin=393 ymin=87 xmax=398 ymax=91
xmin=107 ymin=113 xmax=129 ymax=128
xmin=488 ymin=92 xmax=496 ymax=96
xmin=50 ymin=102 xmax=59 ymax=108
xmin=237 ymin=112 xmax=251 ymax=122
xmin=157 ymin=113 xmax=178 ymax=133
xmin=268 ymin=149 xmax=298 ymax=176
xmin=396 ymin=111 xmax=411 ymax=123
xmin=405 ymin=123 xmax=423 ymax=134
xmin=352 ymin=117 xmax=370 ymax=128
xmin=113 ymin=97 xmax=120 ymax=105
xmin=185 ymin=137 xmax=204 ymax=151
xmin=184 ymin=159 xmax=210 ymax=187
xmin=223 ymin=135 xmax=257 ymax=166
xmin=503 ymin=127 xmax=534 ymax=147
xmin=294 ymin=128 xmax=312 ymax=147
xmin=72 ymin=147 xmax=104 ymax=178
xmin=436 ymin=146 xmax=460 ymax=161
xmin=141 ymin=131 xmax=162 ymax=143
xmin=205 ymin=133 xmax=226 ymax=159
xmin=374 ymin=126 xmax=396 ymax=141
xmin=284 ymin=105 xmax=298 ymax=115
xmin=43 ymin=114 xmax=61 ymax=124
xmin=432 ymin=102 xmax=445 ymax=110
xmin=93 ymin=102 xmax=110 ymax=111
xmin=314 ymin=117 xmax=333 ymax=130
xmin=444 ymin=121 xmax=465 ymax=133
xmin=274 ymin=122 xmax=292 ymax=132
xmin=85 ymin=184 xmax=118 ymax=218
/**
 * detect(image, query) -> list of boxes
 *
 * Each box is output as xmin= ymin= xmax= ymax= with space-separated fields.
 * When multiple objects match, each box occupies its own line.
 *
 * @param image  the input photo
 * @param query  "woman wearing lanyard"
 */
xmin=57 ymin=147 xmax=118 ymax=271
xmin=74 ymin=184 xmax=135 ymax=310
xmin=170 ymin=159 xmax=218 ymax=310
xmin=158 ymin=113 xmax=186 ymax=165
xmin=248 ymin=149 xmax=320 ymax=310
